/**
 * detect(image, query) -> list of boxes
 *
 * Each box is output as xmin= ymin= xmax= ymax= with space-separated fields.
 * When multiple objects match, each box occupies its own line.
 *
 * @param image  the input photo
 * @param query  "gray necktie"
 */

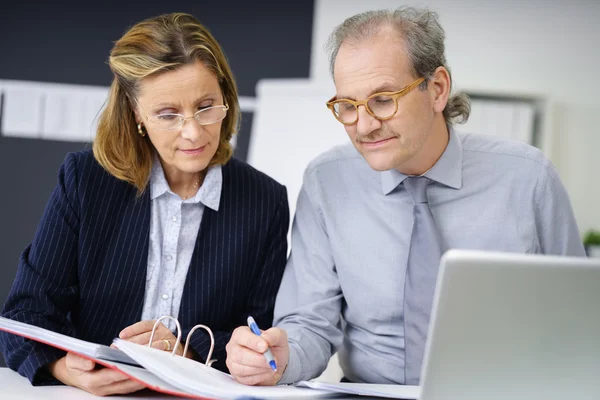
xmin=403 ymin=176 xmax=443 ymax=385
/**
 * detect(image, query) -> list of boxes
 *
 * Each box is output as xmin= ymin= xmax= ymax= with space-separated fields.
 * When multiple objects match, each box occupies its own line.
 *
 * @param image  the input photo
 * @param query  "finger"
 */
xmin=234 ymin=370 xmax=279 ymax=386
xmin=123 ymin=331 xmax=153 ymax=346
xmin=261 ymin=328 xmax=287 ymax=349
xmin=150 ymin=339 xmax=173 ymax=352
xmin=119 ymin=320 xmax=161 ymax=338
xmin=233 ymin=346 xmax=274 ymax=368
xmin=91 ymin=376 xmax=146 ymax=396
xmin=233 ymin=327 xmax=268 ymax=353
xmin=65 ymin=352 xmax=96 ymax=372
xmin=84 ymin=366 xmax=132 ymax=388
xmin=228 ymin=361 xmax=273 ymax=378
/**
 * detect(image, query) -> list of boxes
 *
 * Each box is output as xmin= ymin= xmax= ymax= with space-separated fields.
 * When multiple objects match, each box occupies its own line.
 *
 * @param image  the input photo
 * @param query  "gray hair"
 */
xmin=326 ymin=7 xmax=470 ymax=125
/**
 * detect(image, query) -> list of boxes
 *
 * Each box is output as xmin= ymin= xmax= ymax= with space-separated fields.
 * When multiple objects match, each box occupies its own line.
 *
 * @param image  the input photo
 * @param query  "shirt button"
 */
xmin=166 ymin=254 xmax=173 ymax=261
xmin=172 ymin=215 xmax=178 ymax=222
xmin=162 ymin=293 xmax=169 ymax=300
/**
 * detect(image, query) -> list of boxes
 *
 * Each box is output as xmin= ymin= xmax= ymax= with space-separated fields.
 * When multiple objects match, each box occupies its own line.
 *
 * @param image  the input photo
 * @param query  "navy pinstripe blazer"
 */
xmin=0 ymin=150 xmax=289 ymax=384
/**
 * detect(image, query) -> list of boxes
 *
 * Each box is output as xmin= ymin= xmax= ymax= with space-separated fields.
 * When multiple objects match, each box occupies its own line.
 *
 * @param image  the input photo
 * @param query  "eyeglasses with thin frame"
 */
xmin=326 ymin=77 xmax=425 ymax=125
xmin=137 ymin=101 xmax=229 ymax=131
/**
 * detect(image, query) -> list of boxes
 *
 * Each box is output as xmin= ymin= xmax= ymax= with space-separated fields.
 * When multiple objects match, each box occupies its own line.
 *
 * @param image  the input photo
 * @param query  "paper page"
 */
xmin=483 ymin=101 xmax=515 ymax=140
xmin=41 ymin=85 xmax=108 ymax=142
xmin=114 ymin=339 xmax=331 ymax=399
xmin=0 ymin=316 xmax=138 ymax=366
xmin=0 ymin=82 xmax=44 ymax=138
xmin=297 ymin=381 xmax=420 ymax=399
xmin=461 ymin=99 xmax=485 ymax=136
xmin=511 ymin=102 xmax=535 ymax=144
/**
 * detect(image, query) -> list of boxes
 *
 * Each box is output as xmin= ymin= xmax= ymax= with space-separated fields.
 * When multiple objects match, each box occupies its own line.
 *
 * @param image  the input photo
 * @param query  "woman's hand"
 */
xmin=47 ymin=352 xmax=145 ymax=396
xmin=118 ymin=320 xmax=196 ymax=358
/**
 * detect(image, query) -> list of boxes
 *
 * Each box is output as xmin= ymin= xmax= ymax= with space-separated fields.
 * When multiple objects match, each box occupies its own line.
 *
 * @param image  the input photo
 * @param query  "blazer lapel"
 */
xmin=119 ymin=189 xmax=152 ymax=324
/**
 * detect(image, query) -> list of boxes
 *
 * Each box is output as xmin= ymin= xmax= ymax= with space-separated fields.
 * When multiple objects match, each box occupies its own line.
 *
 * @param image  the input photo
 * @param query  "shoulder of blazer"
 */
xmin=59 ymin=149 xmax=138 ymax=204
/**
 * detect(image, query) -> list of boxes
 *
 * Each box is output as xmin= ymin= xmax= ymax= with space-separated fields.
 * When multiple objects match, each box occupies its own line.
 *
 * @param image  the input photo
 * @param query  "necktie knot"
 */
xmin=404 ymin=177 xmax=430 ymax=204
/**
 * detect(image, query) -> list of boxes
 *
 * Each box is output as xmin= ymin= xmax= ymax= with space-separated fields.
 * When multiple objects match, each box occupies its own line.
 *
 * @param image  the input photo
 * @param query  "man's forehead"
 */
xmin=333 ymin=45 xmax=411 ymax=99
xmin=333 ymin=34 xmax=410 ymax=92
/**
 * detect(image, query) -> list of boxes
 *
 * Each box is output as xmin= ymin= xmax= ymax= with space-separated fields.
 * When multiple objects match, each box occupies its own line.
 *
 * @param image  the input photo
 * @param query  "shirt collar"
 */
xmin=150 ymin=156 xmax=222 ymax=211
xmin=150 ymin=157 xmax=170 ymax=200
xmin=380 ymin=126 xmax=463 ymax=195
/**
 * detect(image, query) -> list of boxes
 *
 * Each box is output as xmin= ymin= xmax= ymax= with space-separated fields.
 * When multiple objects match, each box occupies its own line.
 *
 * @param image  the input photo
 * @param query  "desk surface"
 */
xmin=0 ymin=368 xmax=184 ymax=399
xmin=0 ymin=368 xmax=389 ymax=400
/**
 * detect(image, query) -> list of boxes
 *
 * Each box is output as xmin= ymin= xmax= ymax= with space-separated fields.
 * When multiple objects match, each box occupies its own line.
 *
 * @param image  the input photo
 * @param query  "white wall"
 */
xmin=311 ymin=0 xmax=600 ymax=234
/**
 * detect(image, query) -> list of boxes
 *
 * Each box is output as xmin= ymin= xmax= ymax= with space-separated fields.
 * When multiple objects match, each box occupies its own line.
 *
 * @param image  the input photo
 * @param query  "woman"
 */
xmin=0 ymin=13 xmax=289 ymax=396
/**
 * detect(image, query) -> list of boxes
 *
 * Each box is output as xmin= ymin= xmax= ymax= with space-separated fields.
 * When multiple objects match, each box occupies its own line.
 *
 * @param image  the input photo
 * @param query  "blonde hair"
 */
xmin=93 ymin=13 xmax=240 ymax=194
xmin=326 ymin=7 xmax=470 ymax=125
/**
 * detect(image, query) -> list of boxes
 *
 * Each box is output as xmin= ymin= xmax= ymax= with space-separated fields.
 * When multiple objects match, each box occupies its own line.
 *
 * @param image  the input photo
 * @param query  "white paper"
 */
xmin=42 ymin=88 xmax=87 ymax=141
xmin=460 ymin=98 xmax=536 ymax=145
xmin=461 ymin=100 xmax=484 ymax=135
xmin=297 ymin=381 xmax=420 ymax=399
xmin=0 ymin=80 xmax=109 ymax=142
xmin=487 ymin=101 xmax=515 ymax=139
xmin=1 ymin=82 xmax=45 ymax=138
xmin=81 ymin=87 xmax=109 ymax=142
xmin=0 ymin=316 xmax=138 ymax=366
xmin=41 ymin=85 xmax=108 ymax=142
xmin=511 ymin=102 xmax=535 ymax=144
xmin=115 ymin=339 xmax=331 ymax=399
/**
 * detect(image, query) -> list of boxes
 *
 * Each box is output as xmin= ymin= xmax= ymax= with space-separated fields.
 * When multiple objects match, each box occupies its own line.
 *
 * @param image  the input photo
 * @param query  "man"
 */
xmin=225 ymin=7 xmax=585 ymax=386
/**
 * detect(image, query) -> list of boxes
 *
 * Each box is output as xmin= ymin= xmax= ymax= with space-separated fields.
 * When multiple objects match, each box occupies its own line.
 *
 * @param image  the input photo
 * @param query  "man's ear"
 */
xmin=429 ymin=66 xmax=451 ymax=114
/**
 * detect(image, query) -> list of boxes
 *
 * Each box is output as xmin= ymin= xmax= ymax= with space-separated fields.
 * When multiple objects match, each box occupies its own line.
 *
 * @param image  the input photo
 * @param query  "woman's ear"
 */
xmin=133 ymin=106 xmax=142 ymax=125
xmin=128 ymin=95 xmax=143 ymax=124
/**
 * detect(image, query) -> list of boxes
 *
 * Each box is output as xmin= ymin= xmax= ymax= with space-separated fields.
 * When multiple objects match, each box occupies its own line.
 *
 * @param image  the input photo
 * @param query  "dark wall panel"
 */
xmin=0 ymin=0 xmax=314 ymax=96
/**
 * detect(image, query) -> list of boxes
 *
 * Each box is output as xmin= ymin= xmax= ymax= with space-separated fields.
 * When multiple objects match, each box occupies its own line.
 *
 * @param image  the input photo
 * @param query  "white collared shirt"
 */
xmin=141 ymin=158 xmax=222 ymax=331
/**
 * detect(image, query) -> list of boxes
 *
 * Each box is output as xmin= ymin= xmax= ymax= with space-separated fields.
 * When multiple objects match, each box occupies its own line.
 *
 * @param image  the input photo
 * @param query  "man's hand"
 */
xmin=48 ymin=352 xmax=145 ymax=396
xmin=226 ymin=326 xmax=289 ymax=386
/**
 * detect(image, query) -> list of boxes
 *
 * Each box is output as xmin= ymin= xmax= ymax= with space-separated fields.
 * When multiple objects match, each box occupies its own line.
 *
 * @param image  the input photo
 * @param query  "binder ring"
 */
xmin=148 ymin=316 xmax=182 ymax=356
xmin=183 ymin=324 xmax=217 ymax=367
xmin=148 ymin=316 xmax=217 ymax=367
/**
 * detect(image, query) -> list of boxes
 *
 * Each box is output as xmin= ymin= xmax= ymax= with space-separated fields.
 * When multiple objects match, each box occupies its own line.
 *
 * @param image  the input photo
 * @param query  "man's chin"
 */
xmin=363 ymin=155 xmax=400 ymax=172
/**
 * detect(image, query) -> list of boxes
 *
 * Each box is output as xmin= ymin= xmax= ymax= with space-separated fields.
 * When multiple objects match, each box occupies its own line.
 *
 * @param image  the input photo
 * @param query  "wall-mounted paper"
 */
xmin=42 ymin=85 xmax=108 ymax=142
xmin=461 ymin=97 xmax=537 ymax=145
xmin=0 ymin=80 xmax=109 ymax=142
xmin=0 ymin=81 xmax=45 ymax=139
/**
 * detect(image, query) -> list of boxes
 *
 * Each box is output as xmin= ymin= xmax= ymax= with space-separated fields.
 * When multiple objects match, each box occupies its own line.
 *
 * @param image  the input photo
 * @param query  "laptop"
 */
xmin=419 ymin=249 xmax=600 ymax=400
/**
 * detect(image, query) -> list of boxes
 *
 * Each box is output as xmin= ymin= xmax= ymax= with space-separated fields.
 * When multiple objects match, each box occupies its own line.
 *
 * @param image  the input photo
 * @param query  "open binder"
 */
xmin=0 ymin=315 xmax=418 ymax=399
xmin=0 ymin=316 xmax=140 ymax=366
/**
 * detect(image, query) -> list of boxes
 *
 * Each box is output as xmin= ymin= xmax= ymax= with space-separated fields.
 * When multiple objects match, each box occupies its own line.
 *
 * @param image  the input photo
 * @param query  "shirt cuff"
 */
xmin=277 ymin=341 xmax=303 ymax=385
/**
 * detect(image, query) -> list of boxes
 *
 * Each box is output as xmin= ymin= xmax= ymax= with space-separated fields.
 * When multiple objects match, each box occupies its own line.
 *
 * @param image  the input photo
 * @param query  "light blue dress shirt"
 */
xmin=141 ymin=159 xmax=222 ymax=331
xmin=275 ymin=129 xmax=585 ymax=384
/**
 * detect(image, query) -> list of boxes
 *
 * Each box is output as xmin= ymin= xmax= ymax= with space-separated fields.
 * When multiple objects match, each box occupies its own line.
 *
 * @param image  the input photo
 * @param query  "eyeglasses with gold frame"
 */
xmin=136 ymin=99 xmax=229 ymax=131
xmin=326 ymin=77 xmax=425 ymax=125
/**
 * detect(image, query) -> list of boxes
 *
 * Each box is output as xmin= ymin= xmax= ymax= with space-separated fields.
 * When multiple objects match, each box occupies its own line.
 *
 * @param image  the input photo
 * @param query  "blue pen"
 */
xmin=247 ymin=316 xmax=277 ymax=372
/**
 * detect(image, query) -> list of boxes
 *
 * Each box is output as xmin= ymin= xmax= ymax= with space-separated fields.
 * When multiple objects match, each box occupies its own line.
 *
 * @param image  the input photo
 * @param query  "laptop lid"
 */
xmin=419 ymin=249 xmax=600 ymax=400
